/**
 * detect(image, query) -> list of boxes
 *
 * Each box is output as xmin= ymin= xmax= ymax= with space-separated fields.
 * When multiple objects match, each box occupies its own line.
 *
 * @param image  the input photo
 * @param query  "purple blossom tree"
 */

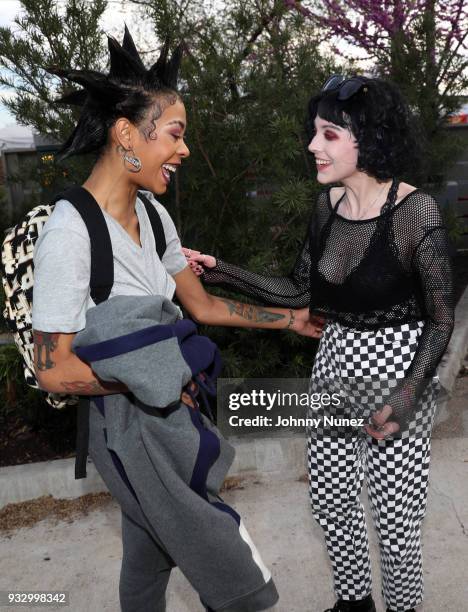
xmin=285 ymin=0 xmax=466 ymax=65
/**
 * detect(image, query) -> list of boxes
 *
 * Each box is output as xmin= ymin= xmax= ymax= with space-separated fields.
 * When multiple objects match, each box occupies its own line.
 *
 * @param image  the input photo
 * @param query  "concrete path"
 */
xmin=1 ymin=428 xmax=467 ymax=612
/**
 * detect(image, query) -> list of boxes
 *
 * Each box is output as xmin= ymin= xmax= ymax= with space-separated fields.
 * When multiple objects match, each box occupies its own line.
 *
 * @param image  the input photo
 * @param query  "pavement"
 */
xmin=1 ymin=373 xmax=467 ymax=612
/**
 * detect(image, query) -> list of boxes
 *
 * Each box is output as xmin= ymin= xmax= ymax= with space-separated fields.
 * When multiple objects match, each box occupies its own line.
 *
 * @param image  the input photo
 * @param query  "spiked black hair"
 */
xmin=51 ymin=27 xmax=183 ymax=160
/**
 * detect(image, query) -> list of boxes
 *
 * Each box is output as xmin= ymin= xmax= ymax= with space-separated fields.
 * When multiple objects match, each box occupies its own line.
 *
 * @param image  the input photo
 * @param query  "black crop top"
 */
xmin=202 ymin=187 xmax=455 ymax=424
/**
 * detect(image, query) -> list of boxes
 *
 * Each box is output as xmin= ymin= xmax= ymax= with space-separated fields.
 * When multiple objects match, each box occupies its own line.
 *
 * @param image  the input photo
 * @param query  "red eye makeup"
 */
xmin=324 ymin=130 xmax=339 ymax=140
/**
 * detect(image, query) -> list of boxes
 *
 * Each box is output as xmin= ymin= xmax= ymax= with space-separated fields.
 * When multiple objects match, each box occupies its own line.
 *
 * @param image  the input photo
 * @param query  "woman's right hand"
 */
xmin=291 ymin=308 xmax=325 ymax=339
xmin=182 ymin=247 xmax=217 ymax=276
xmin=364 ymin=405 xmax=401 ymax=440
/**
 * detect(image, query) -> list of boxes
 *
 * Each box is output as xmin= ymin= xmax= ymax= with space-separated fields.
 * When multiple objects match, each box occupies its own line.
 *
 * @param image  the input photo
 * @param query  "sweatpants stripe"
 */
xmin=187 ymin=405 xmax=221 ymax=498
xmin=238 ymin=520 xmax=272 ymax=583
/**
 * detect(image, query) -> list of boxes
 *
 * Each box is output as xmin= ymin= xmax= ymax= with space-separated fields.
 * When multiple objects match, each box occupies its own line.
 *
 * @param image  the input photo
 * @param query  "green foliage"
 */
xmin=0 ymin=343 xmax=76 ymax=455
xmin=0 ymin=343 xmax=45 ymax=427
xmin=0 ymin=343 xmax=21 ymax=385
xmin=442 ymin=206 xmax=466 ymax=248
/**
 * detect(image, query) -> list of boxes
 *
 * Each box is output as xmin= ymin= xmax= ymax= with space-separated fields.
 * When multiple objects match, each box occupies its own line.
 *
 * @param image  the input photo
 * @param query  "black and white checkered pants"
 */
xmin=307 ymin=320 xmax=438 ymax=612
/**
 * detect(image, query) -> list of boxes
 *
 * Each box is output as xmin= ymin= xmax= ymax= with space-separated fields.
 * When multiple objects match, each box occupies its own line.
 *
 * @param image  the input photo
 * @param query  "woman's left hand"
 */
xmin=364 ymin=405 xmax=400 ymax=439
xmin=291 ymin=308 xmax=325 ymax=339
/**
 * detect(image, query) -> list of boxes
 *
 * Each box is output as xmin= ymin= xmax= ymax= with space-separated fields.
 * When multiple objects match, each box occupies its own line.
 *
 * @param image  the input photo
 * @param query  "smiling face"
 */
xmin=127 ymin=97 xmax=190 ymax=194
xmin=308 ymin=115 xmax=359 ymax=184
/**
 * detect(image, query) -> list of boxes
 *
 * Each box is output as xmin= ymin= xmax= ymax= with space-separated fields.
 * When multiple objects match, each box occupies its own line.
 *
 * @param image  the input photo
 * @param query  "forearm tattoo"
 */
xmin=34 ymin=331 xmax=59 ymax=371
xmin=60 ymin=380 xmax=106 ymax=394
xmin=219 ymin=298 xmax=285 ymax=323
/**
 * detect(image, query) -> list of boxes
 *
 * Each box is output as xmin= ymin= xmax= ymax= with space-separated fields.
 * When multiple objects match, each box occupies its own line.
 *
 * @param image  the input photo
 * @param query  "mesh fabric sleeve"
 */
xmin=387 ymin=201 xmax=454 ymax=427
xmin=201 ymin=216 xmax=314 ymax=308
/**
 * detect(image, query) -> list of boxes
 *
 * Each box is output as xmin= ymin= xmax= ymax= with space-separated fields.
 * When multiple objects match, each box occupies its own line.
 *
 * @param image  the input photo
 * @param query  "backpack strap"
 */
xmin=53 ymin=186 xmax=114 ymax=480
xmin=137 ymin=191 xmax=167 ymax=259
xmin=53 ymin=186 xmax=114 ymax=305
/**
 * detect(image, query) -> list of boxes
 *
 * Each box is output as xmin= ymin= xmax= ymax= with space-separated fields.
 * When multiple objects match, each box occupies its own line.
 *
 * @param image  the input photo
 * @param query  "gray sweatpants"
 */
xmin=87 ymin=400 xmax=278 ymax=612
xmin=88 ymin=402 xmax=174 ymax=612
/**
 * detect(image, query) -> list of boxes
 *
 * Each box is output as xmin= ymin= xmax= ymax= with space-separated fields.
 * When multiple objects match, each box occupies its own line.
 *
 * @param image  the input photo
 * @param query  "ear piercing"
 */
xmin=122 ymin=148 xmax=142 ymax=172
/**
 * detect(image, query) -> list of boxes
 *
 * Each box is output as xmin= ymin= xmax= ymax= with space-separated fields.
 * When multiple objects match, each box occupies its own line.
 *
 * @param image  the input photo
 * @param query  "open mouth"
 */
xmin=161 ymin=163 xmax=178 ymax=184
xmin=315 ymin=159 xmax=332 ymax=172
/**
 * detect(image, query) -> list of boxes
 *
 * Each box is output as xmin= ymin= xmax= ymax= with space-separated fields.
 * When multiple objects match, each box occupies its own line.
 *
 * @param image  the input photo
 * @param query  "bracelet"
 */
xmin=286 ymin=308 xmax=295 ymax=330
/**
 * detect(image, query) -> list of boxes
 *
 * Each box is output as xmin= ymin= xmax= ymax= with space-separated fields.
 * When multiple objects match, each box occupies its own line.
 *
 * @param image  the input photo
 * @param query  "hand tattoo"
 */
xmin=219 ymin=298 xmax=285 ymax=323
xmin=34 ymin=331 xmax=59 ymax=371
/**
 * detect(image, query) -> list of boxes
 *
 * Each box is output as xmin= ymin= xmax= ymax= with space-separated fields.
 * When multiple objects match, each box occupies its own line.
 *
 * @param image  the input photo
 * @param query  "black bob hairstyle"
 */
xmin=305 ymin=77 xmax=422 ymax=181
xmin=49 ymin=27 xmax=182 ymax=160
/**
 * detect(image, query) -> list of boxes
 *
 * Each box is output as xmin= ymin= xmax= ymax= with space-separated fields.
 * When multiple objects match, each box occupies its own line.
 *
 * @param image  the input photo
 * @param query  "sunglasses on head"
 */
xmin=321 ymin=75 xmax=368 ymax=100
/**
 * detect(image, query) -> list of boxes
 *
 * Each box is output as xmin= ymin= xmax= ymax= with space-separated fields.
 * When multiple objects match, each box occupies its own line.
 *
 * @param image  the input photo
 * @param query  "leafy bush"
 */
xmin=0 ymin=343 xmax=76 ymax=456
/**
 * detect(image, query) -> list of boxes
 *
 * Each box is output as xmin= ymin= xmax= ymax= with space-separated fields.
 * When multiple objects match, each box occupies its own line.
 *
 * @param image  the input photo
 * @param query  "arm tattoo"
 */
xmin=60 ymin=380 xmax=106 ymax=394
xmin=34 ymin=331 xmax=59 ymax=371
xmin=219 ymin=298 xmax=285 ymax=323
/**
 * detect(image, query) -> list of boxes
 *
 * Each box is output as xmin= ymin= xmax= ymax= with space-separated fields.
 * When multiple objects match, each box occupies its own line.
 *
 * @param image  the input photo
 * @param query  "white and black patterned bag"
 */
xmin=1 ymin=203 xmax=74 ymax=409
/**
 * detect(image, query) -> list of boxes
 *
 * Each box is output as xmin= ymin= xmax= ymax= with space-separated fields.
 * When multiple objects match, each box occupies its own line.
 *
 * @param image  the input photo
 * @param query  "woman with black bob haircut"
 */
xmin=306 ymin=76 xmax=421 ymax=181
xmin=32 ymin=27 xmax=324 ymax=612
xmin=185 ymin=75 xmax=455 ymax=612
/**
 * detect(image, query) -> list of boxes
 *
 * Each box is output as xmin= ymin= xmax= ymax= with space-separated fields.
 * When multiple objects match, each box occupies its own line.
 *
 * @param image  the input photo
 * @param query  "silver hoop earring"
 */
xmin=123 ymin=149 xmax=142 ymax=173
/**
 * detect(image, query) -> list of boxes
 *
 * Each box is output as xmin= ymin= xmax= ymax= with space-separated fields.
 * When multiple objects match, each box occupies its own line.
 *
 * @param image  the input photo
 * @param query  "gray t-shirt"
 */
xmin=32 ymin=191 xmax=187 ymax=333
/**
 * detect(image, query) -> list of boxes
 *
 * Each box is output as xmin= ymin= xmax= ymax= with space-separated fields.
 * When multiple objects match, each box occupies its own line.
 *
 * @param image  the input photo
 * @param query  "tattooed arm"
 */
xmin=33 ymin=330 xmax=127 ymax=395
xmin=174 ymin=267 xmax=322 ymax=337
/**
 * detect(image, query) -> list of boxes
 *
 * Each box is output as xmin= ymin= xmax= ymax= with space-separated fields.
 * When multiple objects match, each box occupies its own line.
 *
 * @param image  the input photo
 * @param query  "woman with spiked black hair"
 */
xmin=184 ymin=75 xmax=455 ymax=612
xmin=31 ymin=27 xmax=323 ymax=612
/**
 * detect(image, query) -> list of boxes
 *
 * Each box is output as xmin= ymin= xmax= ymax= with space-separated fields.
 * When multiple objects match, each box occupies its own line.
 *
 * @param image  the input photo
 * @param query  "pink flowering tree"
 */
xmin=285 ymin=0 xmax=468 ymax=183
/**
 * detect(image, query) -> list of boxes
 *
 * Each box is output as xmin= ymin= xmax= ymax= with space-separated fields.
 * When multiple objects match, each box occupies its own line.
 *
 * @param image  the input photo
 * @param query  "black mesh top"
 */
xmin=202 ymin=186 xmax=455 ymax=422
